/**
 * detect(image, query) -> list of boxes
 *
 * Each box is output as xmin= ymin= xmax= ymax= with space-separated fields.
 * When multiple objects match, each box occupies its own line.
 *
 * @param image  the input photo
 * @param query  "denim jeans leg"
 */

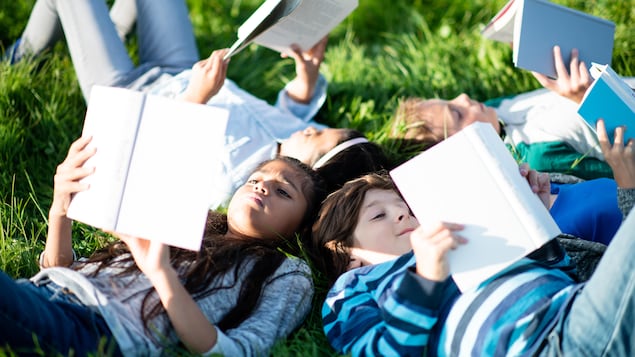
xmin=135 ymin=0 xmax=199 ymax=68
xmin=544 ymin=210 xmax=635 ymax=356
xmin=18 ymin=0 xmax=65 ymax=59
xmin=53 ymin=0 xmax=136 ymax=100
xmin=0 ymin=271 xmax=119 ymax=356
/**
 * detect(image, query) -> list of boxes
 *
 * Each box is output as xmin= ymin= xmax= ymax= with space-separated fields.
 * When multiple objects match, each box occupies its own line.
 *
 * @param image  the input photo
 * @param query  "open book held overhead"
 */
xmin=67 ymin=86 xmax=229 ymax=251
xmin=390 ymin=122 xmax=561 ymax=292
xmin=481 ymin=0 xmax=615 ymax=78
xmin=224 ymin=0 xmax=358 ymax=59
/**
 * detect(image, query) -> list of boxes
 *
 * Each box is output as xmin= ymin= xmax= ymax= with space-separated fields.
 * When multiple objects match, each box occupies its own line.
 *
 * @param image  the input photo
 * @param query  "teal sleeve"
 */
xmin=507 ymin=141 xmax=613 ymax=180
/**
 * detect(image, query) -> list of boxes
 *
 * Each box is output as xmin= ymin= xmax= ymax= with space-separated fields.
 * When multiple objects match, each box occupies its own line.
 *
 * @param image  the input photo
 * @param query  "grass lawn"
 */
xmin=0 ymin=0 xmax=633 ymax=355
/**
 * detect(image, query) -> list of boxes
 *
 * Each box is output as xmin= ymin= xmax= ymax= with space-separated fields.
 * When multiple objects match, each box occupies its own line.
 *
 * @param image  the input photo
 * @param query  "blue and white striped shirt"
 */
xmin=323 ymin=250 xmax=580 ymax=356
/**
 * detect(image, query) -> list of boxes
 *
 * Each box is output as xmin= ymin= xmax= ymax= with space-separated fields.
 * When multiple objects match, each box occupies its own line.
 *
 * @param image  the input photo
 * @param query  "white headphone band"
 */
xmin=312 ymin=137 xmax=369 ymax=169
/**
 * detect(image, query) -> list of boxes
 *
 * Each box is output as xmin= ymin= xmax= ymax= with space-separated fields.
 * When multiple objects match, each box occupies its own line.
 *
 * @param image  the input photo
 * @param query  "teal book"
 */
xmin=577 ymin=63 xmax=635 ymax=143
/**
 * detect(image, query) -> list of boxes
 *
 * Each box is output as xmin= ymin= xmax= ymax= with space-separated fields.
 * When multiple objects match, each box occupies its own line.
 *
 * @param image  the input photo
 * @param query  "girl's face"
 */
xmin=421 ymin=93 xmax=500 ymax=138
xmin=349 ymin=189 xmax=420 ymax=267
xmin=280 ymin=127 xmax=348 ymax=166
xmin=227 ymin=160 xmax=309 ymax=239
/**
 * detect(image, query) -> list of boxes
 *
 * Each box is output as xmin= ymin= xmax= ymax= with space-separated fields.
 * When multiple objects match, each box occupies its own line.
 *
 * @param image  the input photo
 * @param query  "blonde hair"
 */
xmin=390 ymin=97 xmax=449 ymax=151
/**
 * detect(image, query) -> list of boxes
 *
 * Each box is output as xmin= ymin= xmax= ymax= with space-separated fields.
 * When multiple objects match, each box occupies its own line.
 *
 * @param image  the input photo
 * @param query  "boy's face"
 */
xmin=227 ymin=160 xmax=309 ymax=239
xmin=421 ymin=93 xmax=500 ymax=138
xmin=348 ymin=189 xmax=419 ymax=267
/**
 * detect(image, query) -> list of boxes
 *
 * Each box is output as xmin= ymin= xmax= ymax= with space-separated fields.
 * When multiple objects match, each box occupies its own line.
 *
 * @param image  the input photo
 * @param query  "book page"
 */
xmin=115 ymin=95 xmax=229 ymax=251
xmin=237 ymin=0 xmax=300 ymax=39
xmin=390 ymin=122 xmax=560 ymax=292
xmin=513 ymin=0 xmax=615 ymax=78
xmin=481 ymin=0 xmax=517 ymax=43
xmin=252 ymin=0 xmax=358 ymax=54
xmin=225 ymin=0 xmax=301 ymax=59
xmin=66 ymin=86 xmax=144 ymax=231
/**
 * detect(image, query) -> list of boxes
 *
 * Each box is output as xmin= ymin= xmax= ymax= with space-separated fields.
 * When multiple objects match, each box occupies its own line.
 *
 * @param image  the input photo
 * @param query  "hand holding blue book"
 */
xmin=577 ymin=63 xmax=635 ymax=144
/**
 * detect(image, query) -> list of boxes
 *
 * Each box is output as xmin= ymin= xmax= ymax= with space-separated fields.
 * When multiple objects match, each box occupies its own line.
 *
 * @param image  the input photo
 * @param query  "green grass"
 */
xmin=0 ymin=0 xmax=633 ymax=355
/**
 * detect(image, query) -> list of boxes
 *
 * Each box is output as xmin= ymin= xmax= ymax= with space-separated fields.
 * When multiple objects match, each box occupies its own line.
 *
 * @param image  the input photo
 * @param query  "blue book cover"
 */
xmin=578 ymin=64 xmax=635 ymax=143
xmin=513 ymin=0 xmax=615 ymax=78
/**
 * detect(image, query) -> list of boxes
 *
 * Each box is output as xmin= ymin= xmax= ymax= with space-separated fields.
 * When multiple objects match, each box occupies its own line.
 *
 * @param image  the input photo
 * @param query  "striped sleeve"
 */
xmin=322 ymin=255 xmax=455 ymax=356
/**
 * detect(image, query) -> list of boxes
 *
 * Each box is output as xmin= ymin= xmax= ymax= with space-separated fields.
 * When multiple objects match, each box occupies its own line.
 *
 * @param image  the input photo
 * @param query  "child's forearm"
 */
xmin=42 ymin=212 xmax=75 ymax=268
xmin=149 ymin=267 xmax=218 ymax=353
xmin=285 ymin=77 xmax=315 ymax=104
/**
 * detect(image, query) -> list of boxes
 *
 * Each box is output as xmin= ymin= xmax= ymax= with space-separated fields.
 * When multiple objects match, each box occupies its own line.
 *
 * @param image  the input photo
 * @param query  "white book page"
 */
xmin=225 ymin=0 xmax=295 ymax=60
xmin=67 ymin=86 xmax=144 ymax=230
xmin=513 ymin=0 xmax=614 ymax=78
xmin=253 ymin=0 xmax=358 ymax=54
xmin=481 ymin=0 xmax=517 ymax=43
xmin=116 ymin=96 xmax=229 ymax=251
xmin=390 ymin=123 xmax=560 ymax=292
xmin=237 ymin=0 xmax=283 ymax=40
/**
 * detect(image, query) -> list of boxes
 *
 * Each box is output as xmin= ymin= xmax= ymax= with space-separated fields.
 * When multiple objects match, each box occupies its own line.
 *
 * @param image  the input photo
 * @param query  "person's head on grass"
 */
xmin=311 ymin=172 xmax=419 ymax=285
xmin=390 ymin=94 xmax=501 ymax=151
xmin=280 ymin=127 xmax=391 ymax=193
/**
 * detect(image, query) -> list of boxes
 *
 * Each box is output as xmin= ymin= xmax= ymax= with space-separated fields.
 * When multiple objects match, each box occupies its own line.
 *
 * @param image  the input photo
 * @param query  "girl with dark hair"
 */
xmin=0 ymin=136 xmax=326 ymax=356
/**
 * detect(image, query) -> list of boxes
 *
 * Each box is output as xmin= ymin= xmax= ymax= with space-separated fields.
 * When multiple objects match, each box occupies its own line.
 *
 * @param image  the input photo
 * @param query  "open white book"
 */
xmin=224 ymin=0 xmax=358 ymax=59
xmin=66 ymin=86 xmax=229 ymax=251
xmin=390 ymin=122 xmax=561 ymax=292
xmin=578 ymin=63 xmax=635 ymax=143
xmin=481 ymin=0 xmax=615 ymax=78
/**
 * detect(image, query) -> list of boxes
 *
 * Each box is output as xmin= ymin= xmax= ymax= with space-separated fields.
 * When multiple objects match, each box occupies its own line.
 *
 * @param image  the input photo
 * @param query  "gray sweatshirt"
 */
xmin=31 ymin=255 xmax=313 ymax=356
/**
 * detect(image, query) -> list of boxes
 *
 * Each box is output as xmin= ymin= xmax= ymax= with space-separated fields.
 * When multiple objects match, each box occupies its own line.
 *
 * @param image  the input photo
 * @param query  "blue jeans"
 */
xmin=539 ymin=209 xmax=635 ymax=356
xmin=18 ymin=0 xmax=199 ymax=100
xmin=0 ymin=271 xmax=121 ymax=356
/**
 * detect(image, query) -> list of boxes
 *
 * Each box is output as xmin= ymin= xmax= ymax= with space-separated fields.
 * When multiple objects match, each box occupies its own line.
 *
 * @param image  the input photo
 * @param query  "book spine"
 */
xmin=464 ymin=124 xmax=554 ymax=247
xmin=114 ymin=94 xmax=147 ymax=230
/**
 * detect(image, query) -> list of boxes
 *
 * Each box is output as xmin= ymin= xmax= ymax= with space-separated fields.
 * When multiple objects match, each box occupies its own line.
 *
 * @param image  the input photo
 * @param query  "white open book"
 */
xmin=224 ymin=0 xmax=358 ymax=59
xmin=481 ymin=0 xmax=615 ymax=78
xmin=66 ymin=86 xmax=229 ymax=251
xmin=390 ymin=122 xmax=561 ymax=292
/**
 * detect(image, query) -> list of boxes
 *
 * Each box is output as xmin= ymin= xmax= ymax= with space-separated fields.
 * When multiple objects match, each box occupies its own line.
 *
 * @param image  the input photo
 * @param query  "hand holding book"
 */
xmin=532 ymin=46 xmax=592 ymax=104
xmin=282 ymin=37 xmax=328 ymax=103
xmin=180 ymin=49 xmax=230 ymax=104
xmin=596 ymin=119 xmax=635 ymax=189
xmin=577 ymin=63 xmax=635 ymax=144
xmin=390 ymin=122 xmax=561 ymax=291
xmin=410 ymin=222 xmax=467 ymax=283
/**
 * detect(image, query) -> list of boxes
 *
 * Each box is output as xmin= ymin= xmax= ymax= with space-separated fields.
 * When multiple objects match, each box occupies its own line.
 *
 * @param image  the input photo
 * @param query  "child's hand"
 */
xmin=410 ymin=222 xmax=466 ymax=281
xmin=181 ymin=49 xmax=229 ymax=104
xmin=532 ymin=45 xmax=591 ymax=104
xmin=284 ymin=37 xmax=328 ymax=103
xmin=49 ymin=136 xmax=96 ymax=217
xmin=597 ymin=119 xmax=635 ymax=188
xmin=518 ymin=163 xmax=552 ymax=209
xmin=115 ymin=232 xmax=173 ymax=280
